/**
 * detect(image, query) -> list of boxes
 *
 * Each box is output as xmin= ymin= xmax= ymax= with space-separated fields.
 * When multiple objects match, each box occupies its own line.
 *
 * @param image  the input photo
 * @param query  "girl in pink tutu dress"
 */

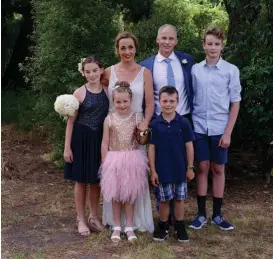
xmin=100 ymin=81 xmax=154 ymax=243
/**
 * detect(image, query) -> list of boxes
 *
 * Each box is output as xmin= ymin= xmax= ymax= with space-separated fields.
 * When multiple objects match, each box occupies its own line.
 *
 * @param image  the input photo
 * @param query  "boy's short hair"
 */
xmin=159 ymin=86 xmax=179 ymax=101
xmin=203 ymin=27 xmax=225 ymax=42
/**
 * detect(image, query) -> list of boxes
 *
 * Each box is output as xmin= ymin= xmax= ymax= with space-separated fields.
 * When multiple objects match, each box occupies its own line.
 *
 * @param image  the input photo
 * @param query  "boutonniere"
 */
xmin=181 ymin=59 xmax=188 ymax=65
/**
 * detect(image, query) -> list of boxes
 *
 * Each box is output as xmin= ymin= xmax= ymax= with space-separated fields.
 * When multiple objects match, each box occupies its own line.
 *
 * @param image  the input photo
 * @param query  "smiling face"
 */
xmin=117 ymin=37 xmax=136 ymax=62
xmin=203 ymin=34 xmax=223 ymax=60
xmin=156 ymin=26 xmax=177 ymax=57
xmin=83 ymin=62 xmax=104 ymax=84
xmin=113 ymin=91 xmax=132 ymax=114
xmin=159 ymin=92 xmax=178 ymax=115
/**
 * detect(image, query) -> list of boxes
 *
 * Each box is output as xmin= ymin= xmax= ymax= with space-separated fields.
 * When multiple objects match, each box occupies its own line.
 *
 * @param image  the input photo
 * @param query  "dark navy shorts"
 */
xmin=194 ymin=133 xmax=228 ymax=164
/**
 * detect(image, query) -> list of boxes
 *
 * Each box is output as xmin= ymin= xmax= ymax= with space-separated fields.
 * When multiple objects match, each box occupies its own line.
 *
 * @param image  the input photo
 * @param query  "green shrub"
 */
xmin=23 ymin=0 xmax=121 ymax=155
xmin=241 ymin=53 xmax=273 ymax=147
xmin=132 ymin=0 xmax=228 ymax=63
xmin=1 ymin=90 xmax=37 ymax=131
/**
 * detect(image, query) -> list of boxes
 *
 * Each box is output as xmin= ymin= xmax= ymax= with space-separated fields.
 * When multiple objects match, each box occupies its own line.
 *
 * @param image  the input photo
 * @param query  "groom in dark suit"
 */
xmin=140 ymin=24 xmax=194 ymax=224
xmin=140 ymin=24 xmax=194 ymax=118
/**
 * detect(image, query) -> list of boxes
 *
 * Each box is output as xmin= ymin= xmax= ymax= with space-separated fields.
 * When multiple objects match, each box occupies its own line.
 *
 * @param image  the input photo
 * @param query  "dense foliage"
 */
xmin=134 ymin=0 xmax=228 ymax=62
xmin=224 ymin=0 xmax=273 ymax=149
xmin=2 ymin=0 xmax=33 ymax=89
xmin=21 ymin=0 xmax=121 ymax=161
xmin=2 ymin=0 xmax=272 ymax=166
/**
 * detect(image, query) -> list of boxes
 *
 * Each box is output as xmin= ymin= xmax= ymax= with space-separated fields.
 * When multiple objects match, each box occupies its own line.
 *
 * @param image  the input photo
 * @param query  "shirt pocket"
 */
xmin=211 ymin=74 xmax=229 ymax=97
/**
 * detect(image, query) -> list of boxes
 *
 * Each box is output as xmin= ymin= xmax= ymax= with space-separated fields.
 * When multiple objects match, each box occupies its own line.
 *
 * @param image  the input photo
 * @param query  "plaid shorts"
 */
xmin=158 ymin=183 xmax=188 ymax=202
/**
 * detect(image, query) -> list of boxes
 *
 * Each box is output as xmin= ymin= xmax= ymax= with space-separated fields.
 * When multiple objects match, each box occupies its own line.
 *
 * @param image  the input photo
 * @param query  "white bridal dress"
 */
xmin=102 ymin=65 xmax=154 ymax=233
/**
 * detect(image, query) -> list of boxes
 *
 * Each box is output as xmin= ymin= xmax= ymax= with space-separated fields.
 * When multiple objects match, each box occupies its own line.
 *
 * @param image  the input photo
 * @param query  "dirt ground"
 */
xmin=1 ymin=124 xmax=273 ymax=259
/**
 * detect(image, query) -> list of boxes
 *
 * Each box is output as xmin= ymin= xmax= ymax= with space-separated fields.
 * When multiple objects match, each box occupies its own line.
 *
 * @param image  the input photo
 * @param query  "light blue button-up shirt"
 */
xmin=192 ymin=58 xmax=241 ymax=136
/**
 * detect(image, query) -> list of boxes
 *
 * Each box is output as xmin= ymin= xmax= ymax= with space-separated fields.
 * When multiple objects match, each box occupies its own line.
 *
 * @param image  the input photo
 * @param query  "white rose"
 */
xmin=54 ymin=94 xmax=80 ymax=119
xmin=78 ymin=58 xmax=86 ymax=76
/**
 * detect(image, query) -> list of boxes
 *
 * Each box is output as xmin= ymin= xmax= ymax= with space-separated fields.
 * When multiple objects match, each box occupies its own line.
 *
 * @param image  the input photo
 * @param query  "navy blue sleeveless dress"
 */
xmin=64 ymin=87 xmax=109 ymax=184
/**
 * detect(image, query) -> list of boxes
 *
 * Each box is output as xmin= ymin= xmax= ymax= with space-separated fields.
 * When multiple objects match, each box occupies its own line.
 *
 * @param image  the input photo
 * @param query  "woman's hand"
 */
xmin=137 ymin=120 xmax=149 ymax=132
xmin=64 ymin=148 xmax=73 ymax=163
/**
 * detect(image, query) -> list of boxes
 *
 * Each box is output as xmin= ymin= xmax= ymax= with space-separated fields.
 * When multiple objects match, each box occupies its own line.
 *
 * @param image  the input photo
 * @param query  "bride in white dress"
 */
xmin=102 ymin=31 xmax=154 ymax=233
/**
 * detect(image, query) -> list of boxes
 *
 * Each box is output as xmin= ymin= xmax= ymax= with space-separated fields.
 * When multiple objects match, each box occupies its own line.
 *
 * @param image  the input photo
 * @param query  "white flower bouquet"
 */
xmin=54 ymin=94 xmax=80 ymax=119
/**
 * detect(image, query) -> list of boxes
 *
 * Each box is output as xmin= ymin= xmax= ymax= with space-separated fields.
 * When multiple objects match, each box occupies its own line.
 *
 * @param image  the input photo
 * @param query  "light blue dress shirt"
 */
xmin=192 ymin=58 xmax=241 ymax=136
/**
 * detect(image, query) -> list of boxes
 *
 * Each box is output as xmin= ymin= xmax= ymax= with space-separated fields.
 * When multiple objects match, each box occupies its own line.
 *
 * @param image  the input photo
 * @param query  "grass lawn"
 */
xmin=2 ymin=124 xmax=273 ymax=259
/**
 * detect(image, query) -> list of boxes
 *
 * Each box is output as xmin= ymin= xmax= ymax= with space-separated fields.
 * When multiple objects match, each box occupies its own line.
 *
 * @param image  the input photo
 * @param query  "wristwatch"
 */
xmin=187 ymin=166 xmax=194 ymax=170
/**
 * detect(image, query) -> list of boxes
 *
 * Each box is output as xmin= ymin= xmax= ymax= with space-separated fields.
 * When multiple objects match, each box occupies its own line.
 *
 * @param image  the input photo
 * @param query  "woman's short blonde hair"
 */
xmin=115 ymin=31 xmax=138 ymax=56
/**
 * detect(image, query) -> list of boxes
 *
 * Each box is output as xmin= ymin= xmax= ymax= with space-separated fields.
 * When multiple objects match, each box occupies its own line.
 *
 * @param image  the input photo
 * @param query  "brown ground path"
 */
xmin=1 ymin=124 xmax=273 ymax=259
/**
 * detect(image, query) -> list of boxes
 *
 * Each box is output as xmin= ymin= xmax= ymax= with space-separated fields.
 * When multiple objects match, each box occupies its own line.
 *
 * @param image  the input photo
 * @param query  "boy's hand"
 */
xmin=219 ymin=133 xmax=231 ymax=148
xmin=151 ymin=172 xmax=159 ymax=186
xmin=186 ymin=169 xmax=195 ymax=182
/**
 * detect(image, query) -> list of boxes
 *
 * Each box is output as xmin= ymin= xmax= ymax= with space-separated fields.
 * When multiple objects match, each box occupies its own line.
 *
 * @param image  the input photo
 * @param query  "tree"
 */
xmin=133 ymin=0 xmax=228 ymax=62
xmin=223 ymin=0 xmax=261 ymax=65
xmin=2 ymin=0 xmax=33 ymax=89
xmin=223 ymin=0 xmax=273 ymax=151
xmin=22 ymin=0 xmax=120 ymax=161
xmin=108 ymin=0 xmax=153 ymax=23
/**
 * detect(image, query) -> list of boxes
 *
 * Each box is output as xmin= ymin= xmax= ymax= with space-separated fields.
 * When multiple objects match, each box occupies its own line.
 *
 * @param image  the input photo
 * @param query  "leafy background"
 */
xmin=2 ymin=0 xmax=273 ymax=169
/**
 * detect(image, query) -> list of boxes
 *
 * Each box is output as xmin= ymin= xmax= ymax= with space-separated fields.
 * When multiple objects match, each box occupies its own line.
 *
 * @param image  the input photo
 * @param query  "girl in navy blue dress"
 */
xmin=64 ymin=56 xmax=109 ymax=236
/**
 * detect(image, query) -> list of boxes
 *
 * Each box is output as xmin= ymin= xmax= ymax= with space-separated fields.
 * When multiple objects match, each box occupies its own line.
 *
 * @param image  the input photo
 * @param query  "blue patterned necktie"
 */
xmin=163 ymin=58 xmax=175 ymax=87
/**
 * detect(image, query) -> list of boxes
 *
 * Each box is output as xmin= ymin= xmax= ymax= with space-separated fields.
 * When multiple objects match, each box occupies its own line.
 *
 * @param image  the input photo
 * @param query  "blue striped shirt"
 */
xmin=192 ymin=58 xmax=241 ymax=136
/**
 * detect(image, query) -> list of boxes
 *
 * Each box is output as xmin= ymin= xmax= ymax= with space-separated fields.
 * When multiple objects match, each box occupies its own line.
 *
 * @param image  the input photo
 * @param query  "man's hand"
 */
xmin=219 ymin=133 xmax=231 ymax=148
xmin=151 ymin=172 xmax=159 ymax=186
xmin=186 ymin=169 xmax=195 ymax=182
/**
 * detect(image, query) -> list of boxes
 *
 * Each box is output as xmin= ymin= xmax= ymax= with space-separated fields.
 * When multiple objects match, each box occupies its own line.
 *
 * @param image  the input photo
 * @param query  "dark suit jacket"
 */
xmin=139 ymin=51 xmax=194 ymax=112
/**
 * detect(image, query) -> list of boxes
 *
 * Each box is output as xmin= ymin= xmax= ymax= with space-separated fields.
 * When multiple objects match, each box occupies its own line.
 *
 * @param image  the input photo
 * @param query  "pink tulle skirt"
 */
xmin=100 ymin=149 xmax=149 ymax=204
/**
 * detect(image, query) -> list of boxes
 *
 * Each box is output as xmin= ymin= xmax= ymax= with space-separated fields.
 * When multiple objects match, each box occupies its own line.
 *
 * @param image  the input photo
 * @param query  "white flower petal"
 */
xmin=54 ymin=94 xmax=79 ymax=118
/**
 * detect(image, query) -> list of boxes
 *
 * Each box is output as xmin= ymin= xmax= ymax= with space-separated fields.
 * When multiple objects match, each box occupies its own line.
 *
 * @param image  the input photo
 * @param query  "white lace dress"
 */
xmin=102 ymin=65 xmax=154 ymax=233
xmin=108 ymin=65 xmax=145 ymax=115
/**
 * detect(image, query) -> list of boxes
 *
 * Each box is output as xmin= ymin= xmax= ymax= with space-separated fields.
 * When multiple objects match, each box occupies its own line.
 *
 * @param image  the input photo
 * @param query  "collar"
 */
xmin=157 ymin=112 xmax=180 ymax=123
xmin=156 ymin=52 xmax=176 ymax=63
xmin=203 ymin=57 xmax=223 ymax=70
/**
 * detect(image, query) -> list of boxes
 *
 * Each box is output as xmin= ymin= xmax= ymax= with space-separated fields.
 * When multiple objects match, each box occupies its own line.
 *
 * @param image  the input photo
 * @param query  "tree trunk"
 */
xmin=223 ymin=0 xmax=261 ymax=66
xmin=2 ymin=2 xmax=33 ymax=90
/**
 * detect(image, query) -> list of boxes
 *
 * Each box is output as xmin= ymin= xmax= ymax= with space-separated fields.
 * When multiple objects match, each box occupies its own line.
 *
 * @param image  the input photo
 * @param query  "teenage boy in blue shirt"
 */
xmin=189 ymin=27 xmax=241 ymax=231
xmin=148 ymin=86 xmax=195 ymax=242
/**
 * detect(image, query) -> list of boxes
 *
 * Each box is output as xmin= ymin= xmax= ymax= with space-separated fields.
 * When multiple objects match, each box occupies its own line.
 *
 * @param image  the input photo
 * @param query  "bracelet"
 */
xmin=187 ymin=166 xmax=194 ymax=170
xmin=139 ymin=129 xmax=150 ymax=137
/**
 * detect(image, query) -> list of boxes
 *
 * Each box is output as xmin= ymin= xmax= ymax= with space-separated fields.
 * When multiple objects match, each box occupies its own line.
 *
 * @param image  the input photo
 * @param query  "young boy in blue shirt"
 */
xmin=148 ymin=86 xmax=195 ymax=242
xmin=189 ymin=27 xmax=241 ymax=231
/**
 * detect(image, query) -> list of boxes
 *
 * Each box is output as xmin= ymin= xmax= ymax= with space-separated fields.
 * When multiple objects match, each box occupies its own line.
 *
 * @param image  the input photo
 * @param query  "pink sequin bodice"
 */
xmin=109 ymin=113 xmax=138 ymax=151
